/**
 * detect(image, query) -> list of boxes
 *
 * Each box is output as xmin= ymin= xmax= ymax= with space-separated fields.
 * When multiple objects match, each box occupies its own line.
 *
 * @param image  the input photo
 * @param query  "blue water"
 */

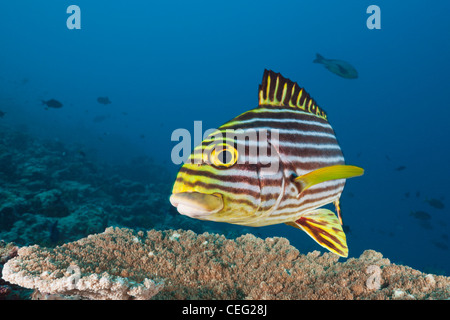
xmin=0 ymin=1 xmax=449 ymax=275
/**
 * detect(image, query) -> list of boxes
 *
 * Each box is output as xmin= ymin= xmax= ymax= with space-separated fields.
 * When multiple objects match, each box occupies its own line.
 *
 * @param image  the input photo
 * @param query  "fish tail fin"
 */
xmin=288 ymin=209 xmax=348 ymax=257
xmin=313 ymin=53 xmax=325 ymax=64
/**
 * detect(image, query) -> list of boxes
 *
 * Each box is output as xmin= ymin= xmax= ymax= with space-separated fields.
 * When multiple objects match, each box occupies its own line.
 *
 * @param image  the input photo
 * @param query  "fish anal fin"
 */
xmin=295 ymin=165 xmax=364 ymax=198
xmin=292 ymin=209 xmax=348 ymax=257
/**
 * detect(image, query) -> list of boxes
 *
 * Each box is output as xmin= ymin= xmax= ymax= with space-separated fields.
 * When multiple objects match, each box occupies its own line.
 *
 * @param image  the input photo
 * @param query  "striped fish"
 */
xmin=170 ymin=70 xmax=364 ymax=257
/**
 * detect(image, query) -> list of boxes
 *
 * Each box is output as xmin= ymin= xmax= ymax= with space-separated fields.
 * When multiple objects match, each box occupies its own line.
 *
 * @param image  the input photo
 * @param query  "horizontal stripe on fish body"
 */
xmin=199 ymin=134 xmax=340 ymax=156
xmin=212 ymin=125 xmax=338 ymax=141
xmin=191 ymin=139 xmax=343 ymax=161
xmin=221 ymin=110 xmax=333 ymax=127
xmin=209 ymin=107 xmax=336 ymax=134
xmin=219 ymin=119 xmax=334 ymax=136
xmin=178 ymin=165 xmax=287 ymax=186
xmin=178 ymin=166 xmax=261 ymax=184
xmin=189 ymin=142 xmax=343 ymax=168
xmin=258 ymin=180 xmax=345 ymax=213
xmin=244 ymin=155 xmax=344 ymax=166
xmin=175 ymin=176 xmax=261 ymax=196
xmin=226 ymin=107 xmax=330 ymax=125
xmin=278 ymin=183 xmax=345 ymax=211
xmin=175 ymin=170 xmax=282 ymax=199
xmin=175 ymin=177 xmax=261 ymax=199
xmin=250 ymin=192 xmax=345 ymax=226
xmin=198 ymin=134 xmax=341 ymax=151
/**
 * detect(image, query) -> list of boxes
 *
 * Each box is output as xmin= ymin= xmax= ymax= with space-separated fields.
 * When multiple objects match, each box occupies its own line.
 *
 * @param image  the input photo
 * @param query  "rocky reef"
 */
xmin=2 ymin=227 xmax=450 ymax=300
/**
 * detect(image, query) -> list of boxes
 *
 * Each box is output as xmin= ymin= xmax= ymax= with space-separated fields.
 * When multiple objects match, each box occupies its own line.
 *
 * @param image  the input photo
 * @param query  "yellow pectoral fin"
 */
xmin=291 ymin=209 xmax=348 ymax=257
xmin=295 ymin=165 xmax=364 ymax=197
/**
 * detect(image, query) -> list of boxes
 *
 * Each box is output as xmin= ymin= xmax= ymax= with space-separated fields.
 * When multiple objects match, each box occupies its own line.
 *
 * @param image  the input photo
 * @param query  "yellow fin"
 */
xmin=291 ymin=209 xmax=348 ymax=257
xmin=295 ymin=165 xmax=364 ymax=197
xmin=285 ymin=221 xmax=300 ymax=229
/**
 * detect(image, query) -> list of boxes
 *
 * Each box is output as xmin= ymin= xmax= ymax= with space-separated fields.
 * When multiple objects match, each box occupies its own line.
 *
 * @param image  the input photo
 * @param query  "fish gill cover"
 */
xmin=0 ymin=1 xmax=450 ymax=300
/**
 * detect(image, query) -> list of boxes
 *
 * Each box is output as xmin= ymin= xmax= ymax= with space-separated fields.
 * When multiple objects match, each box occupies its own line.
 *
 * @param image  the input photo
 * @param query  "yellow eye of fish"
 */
xmin=210 ymin=144 xmax=238 ymax=168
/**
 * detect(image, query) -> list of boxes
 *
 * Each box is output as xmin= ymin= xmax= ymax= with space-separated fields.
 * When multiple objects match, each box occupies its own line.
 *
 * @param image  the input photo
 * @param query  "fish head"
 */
xmin=170 ymin=129 xmax=285 ymax=224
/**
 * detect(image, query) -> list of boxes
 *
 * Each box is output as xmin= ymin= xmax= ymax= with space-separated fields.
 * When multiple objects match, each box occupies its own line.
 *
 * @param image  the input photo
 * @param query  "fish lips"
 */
xmin=170 ymin=192 xmax=223 ymax=218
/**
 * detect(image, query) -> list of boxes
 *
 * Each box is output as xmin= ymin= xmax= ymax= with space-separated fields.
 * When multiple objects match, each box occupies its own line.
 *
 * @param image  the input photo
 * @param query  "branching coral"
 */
xmin=2 ymin=227 xmax=450 ymax=300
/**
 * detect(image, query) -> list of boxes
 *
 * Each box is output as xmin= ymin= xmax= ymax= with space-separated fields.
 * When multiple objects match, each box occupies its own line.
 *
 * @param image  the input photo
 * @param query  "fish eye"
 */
xmin=210 ymin=144 xmax=238 ymax=168
xmin=218 ymin=150 xmax=233 ymax=164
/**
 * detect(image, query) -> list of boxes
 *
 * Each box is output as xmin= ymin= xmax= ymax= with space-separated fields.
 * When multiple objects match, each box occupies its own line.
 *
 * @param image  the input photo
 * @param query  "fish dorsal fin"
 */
xmin=258 ymin=69 xmax=328 ymax=121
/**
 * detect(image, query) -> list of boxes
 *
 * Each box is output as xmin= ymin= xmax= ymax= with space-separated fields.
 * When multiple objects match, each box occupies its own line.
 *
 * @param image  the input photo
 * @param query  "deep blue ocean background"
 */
xmin=0 ymin=1 xmax=449 ymax=275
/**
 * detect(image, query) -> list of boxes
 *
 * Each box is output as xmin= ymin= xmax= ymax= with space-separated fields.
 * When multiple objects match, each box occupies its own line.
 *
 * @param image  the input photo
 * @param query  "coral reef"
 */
xmin=0 ymin=240 xmax=18 ymax=264
xmin=1 ymin=126 xmax=449 ymax=300
xmin=0 ymin=126 xmax=254 ymax=248
xmin=0 ymin=240 xmax=31 ymax=299
xmin=3 ymin=227 xmax=450 ymax=300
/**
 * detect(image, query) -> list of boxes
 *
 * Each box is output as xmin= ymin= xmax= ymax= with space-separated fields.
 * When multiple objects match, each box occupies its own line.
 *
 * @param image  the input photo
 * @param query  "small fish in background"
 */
xmin=342 ymin=224 xmax=351 ymax=234
xmin=0 ymin=110 xmax=6 ymax=118
xmin=395 ymin=165 xmax=406 ymax=171
xmin=385 ymin=155 xmax=391 ymax=161
xmin=425 ymin=198 xmax=445 ymax=209
xmin=139 ymin=134 xmax=146 ymax=139
xmin=410 ymin=210 xmax=431 ymax=220
xmin=97 ymin=97 xmax=112 ymax=105
xmin=42 ymin=99 xmax=63 ymax=109
xmin=170 ymin=69 xmax=364 ymax=257
xmin=313 ymin=53 xmax=358 ymax=79
xmin=416 ymin=191 xmax=420 ymax=198
xmin=404 ymin=192 xmax=410 ymax=198
xmin=432 ymin=240 xmax=449 ymax=251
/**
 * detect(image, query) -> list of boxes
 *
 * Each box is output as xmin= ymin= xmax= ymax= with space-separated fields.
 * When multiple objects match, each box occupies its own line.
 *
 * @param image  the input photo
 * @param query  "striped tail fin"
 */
xmin=258 ymin=69 xmax=327 ymax=121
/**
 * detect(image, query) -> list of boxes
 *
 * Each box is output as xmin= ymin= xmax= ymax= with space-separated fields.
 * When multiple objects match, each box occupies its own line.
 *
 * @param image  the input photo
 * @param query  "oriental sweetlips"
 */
xmin=170 ymin=70 xmax=364 ymax=257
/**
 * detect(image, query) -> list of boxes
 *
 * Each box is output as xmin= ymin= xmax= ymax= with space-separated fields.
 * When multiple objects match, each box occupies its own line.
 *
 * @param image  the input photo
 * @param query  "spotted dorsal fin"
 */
xmin=258 ymin=69 xmax=327 ymax=121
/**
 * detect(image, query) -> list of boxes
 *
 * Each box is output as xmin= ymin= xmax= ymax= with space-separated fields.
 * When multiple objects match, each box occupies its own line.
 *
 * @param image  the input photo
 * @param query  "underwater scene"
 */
xmin=1 ymin=1 xmax=450 ymax=300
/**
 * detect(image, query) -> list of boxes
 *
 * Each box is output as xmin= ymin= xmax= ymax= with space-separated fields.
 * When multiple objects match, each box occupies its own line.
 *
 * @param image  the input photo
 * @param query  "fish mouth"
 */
xmin=169 ymin=192 xmax=224 ymax=218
